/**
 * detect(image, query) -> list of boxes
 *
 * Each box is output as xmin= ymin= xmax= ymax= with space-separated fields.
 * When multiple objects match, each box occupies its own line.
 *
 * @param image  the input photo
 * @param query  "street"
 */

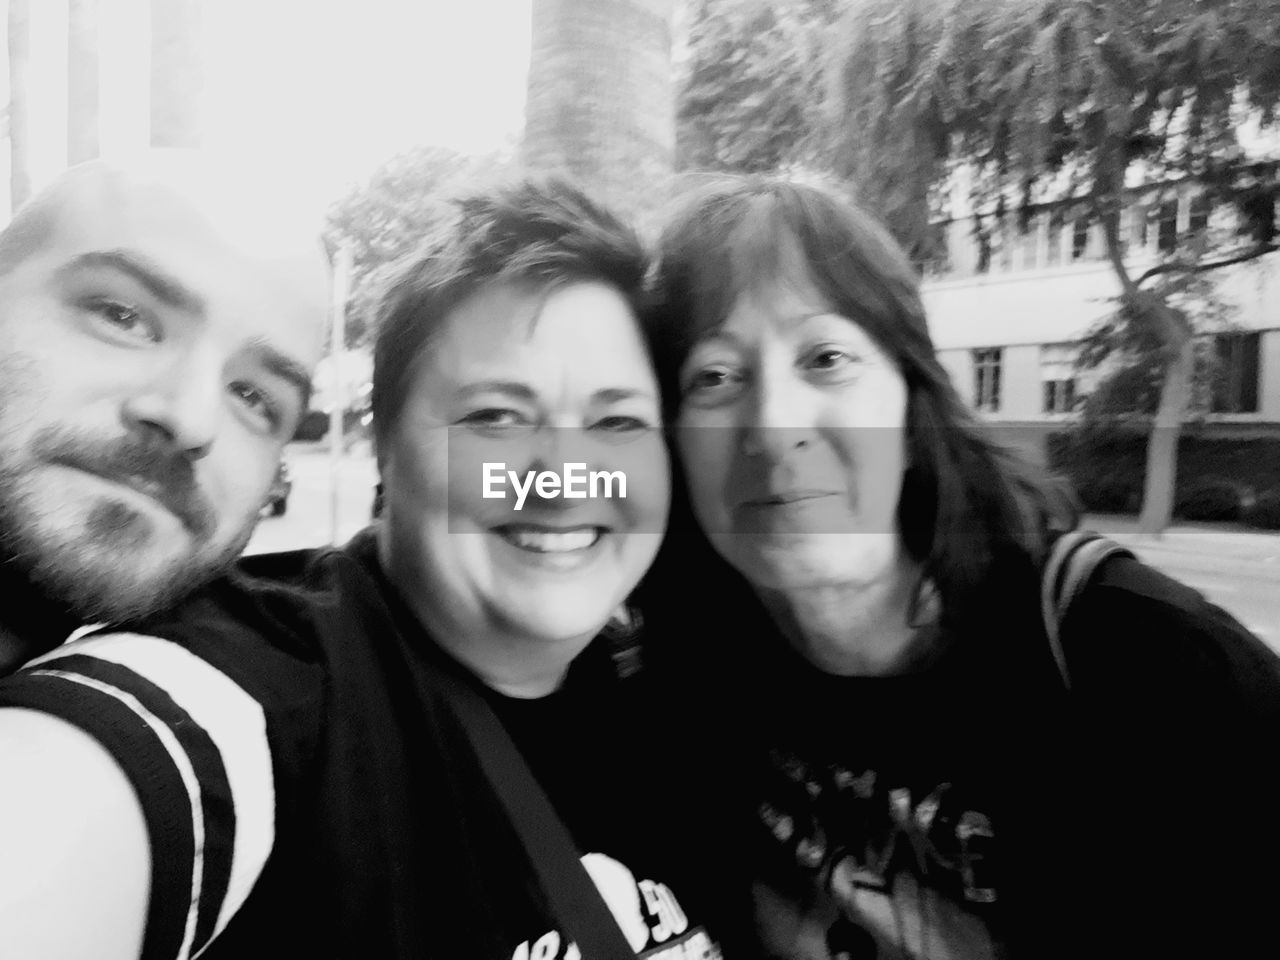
xmin=246 ymin=444 xmax=380 ymax=556
xmin=250 ymin=448 xmax=1280 ymax=652
xmin=1095 ymin=519 xmax=1280 ymax=650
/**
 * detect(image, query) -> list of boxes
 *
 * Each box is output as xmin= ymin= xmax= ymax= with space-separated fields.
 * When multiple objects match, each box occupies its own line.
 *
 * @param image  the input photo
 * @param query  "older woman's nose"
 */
xmin=739 ymin=372 xmax=814 ymax=460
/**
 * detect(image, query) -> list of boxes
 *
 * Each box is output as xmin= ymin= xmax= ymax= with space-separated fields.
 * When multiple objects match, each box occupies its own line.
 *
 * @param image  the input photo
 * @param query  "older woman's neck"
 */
xmin=758 ymin=558 xmax=935 ymax=677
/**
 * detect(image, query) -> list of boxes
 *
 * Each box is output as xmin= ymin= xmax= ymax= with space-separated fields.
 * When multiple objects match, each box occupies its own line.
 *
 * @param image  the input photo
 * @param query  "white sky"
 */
xmin=9 ymin=0 xmax=533 ymax=218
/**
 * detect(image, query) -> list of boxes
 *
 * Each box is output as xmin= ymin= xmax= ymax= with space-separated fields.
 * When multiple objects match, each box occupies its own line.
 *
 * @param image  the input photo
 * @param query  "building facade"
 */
xmin=920 ymin=185 xmax=1280 ymax=457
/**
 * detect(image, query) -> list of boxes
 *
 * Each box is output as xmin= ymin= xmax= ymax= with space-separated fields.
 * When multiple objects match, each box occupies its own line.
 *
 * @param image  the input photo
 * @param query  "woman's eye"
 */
xmin=229 ymin=381 xmax=280 ymax=430
xmin=803 ymin=346 xmax=860 ymax=378
xmin=84 ymin=298 xmax=158 ymax=343
xmin=683 ymin=365 xmax=738 ymax=394
xmin=591 ymin=415 xmax=651 ymax=434
xmin=458 ymin=408 xmax=530 ymax=431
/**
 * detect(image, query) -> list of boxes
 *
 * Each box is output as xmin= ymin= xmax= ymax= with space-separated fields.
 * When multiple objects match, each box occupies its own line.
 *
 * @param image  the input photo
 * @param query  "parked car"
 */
xmin=262 ymin=460 xmax=292 ymax=517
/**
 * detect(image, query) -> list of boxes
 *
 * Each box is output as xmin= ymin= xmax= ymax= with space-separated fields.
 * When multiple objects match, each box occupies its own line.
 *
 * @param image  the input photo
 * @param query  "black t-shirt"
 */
xmin=0 ymin=529 xmax=739 ymax=960
xmin=652 ymin=551 xmax=1280 ymax=960
xmin=749 ymin=637 xmax=1010 ymax=960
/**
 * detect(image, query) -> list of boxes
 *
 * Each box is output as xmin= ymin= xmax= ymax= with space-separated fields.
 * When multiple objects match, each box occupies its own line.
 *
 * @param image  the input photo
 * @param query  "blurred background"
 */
xmin=2 ymin=0 xmax=1277 ymax=644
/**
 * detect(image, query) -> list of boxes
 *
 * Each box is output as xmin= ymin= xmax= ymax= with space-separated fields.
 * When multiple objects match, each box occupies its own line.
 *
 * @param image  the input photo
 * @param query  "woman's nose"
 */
xmin=740 ymin=370 xmax=814 ymax=460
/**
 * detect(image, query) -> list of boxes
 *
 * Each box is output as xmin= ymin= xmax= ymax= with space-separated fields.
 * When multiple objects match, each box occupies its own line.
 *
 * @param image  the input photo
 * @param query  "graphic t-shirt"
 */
xmin=749 ymin=638 xmax=1009 ymax=960
xmin=706 ymin=553 xmax=1280 ymax=960
xmin=0 ymin=530 xmax=738 ymax=960
xmin=490 ymin=689 xmax=725 ymax=960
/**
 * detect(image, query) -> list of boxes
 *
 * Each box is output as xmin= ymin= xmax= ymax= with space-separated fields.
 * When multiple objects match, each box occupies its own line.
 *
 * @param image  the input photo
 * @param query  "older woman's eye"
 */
xmin=802 ymin=346 xmax=860 ymax=379
xmin=683 ymin=365 xmax=739 ymax=394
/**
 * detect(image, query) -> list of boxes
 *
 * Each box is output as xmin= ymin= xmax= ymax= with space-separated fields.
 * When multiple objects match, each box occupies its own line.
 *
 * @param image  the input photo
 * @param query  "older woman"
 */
xmin=646 ymin=176 xmax=1280 ymax=960
xmin=0 ymin=179 xmax=738 ymax=959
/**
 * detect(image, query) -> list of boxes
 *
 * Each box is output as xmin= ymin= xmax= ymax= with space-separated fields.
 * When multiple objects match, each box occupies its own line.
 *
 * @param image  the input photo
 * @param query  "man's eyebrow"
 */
xmin=251 ymin=339 xmax=314 ymax=409
xmin=59 ymin=249 xmax=205 ymax=315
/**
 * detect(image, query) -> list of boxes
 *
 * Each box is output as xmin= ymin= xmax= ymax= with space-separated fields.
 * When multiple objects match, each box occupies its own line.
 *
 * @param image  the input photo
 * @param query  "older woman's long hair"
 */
xmin=648 ymin=175 xmax=1076 ymax=632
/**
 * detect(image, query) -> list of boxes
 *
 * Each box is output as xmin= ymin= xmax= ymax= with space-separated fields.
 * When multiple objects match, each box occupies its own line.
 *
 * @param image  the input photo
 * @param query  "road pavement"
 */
xmin=1087 ymin=514 xmax=1280 ymax=650
xmin=246 ymin=444 xmax=379 ymax=556
xmin=249 ymin=449 xmax=1280 ymax=652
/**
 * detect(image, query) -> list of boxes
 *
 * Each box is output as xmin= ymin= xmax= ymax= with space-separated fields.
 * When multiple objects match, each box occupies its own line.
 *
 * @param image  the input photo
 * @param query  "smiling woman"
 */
xmin=377 ymin=275 xmax=669 ymax=685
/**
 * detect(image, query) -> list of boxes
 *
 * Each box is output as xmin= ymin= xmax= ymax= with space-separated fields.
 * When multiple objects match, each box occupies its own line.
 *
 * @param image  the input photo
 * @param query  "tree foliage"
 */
xmin=836 ymin=0 xmax=1280 ymax=532
xmin=680 ymin=0 xmax=1280 ymax=531
xmin=323 ymin=146 xmax=509 ymax=346
xmin=676 ymin=0 xmax=838 ymax=173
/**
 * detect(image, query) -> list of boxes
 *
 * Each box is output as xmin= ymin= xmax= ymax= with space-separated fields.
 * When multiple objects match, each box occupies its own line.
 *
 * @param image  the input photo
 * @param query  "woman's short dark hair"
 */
xmin=371 ymin=176 xmax=649 ymax=449
xmin=649 ymin=174 xmax=1076 ymax=630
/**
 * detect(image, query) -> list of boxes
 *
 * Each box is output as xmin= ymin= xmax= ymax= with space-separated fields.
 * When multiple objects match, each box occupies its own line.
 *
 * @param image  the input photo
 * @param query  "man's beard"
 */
xmin=0 ymin=425 xmax=254 ymax=626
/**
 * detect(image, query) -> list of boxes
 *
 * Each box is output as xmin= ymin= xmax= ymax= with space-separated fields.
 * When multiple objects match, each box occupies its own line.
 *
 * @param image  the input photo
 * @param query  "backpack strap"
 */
xmin=1041 ymin=531 xmax=1135 ymax=690
xmin=435 ymin=664 xmax=639 ymax=960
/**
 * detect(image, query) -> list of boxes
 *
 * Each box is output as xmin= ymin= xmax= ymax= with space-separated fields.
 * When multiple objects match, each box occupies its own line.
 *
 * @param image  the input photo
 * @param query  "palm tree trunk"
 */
xmin=68 ymin=0 xmax=100 ymax=165
xmin=523 ymin=0 xmax=676 ymax=222
xmin=8 ymin=0 xmax=31 ymax=211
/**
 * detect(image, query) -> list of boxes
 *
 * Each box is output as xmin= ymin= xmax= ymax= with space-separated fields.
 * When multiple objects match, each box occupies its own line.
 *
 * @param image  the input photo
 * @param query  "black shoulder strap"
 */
xmin=435 ymin=666 xmax=638 ymax=960
xmin=1041 ymin=530 xmax=1135 ymax=690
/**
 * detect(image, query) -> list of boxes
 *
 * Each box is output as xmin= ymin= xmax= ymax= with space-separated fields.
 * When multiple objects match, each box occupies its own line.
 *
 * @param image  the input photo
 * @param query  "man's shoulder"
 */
xmin=149 ymin=530 xmax=385 ymax=663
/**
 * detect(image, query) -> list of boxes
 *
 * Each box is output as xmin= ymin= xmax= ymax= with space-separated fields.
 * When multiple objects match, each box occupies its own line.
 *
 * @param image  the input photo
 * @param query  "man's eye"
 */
xmin=84 ymin=298 xmax=158 ymax=343
xmin=229 ymin=381 xmax=280 ymax=429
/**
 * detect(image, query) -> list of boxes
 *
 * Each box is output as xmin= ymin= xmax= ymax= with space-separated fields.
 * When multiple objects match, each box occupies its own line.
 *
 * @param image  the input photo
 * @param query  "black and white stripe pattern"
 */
xmin=13 ymin=633 xmax=275 ymax=960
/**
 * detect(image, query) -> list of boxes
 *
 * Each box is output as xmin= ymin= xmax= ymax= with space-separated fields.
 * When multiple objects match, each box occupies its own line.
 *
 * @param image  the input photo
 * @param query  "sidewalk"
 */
xmin=1083 ymin=514 xmax=1280 ymax=566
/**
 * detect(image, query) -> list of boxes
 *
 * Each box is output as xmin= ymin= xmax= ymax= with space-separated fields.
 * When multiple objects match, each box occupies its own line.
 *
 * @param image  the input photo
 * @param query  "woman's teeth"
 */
xmin=501 ymin=527 xmax=602 ymax=553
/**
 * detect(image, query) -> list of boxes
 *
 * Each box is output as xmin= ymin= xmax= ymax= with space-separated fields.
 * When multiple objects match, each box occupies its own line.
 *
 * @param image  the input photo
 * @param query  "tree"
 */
xmin=523 ymin=0 xmax=677 ymax=221
xmin=676 ymin=0 xmax=836 ymax=174
xmin=324 ymin=146 xmax=509 ymax=347
xmin=824 ymin=0 xmax=1280 ymax=533
xmin=67 ymin=0 xmax=100 ymax=165
xmin=149 ymin=0 xmax=202 ymax=148
xmin=7 ymin=0 xmax=31 ymax=211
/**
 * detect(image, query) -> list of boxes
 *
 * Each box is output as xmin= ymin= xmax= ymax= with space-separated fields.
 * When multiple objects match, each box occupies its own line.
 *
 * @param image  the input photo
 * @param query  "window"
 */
xmin=1071 ymin=217 xmax=1090 ymax=261
xmin=1040 ymin=342 xmax=1078 ymax=414
xmin=1211 ymin=332 xmax=1261 ymax=413
xmin=973 ymin=216 xmax=995 ymax=275
xmin=1045 ymin=208 xmax=1063 ymax=266
xmin=1188 ymin=192 xmax=1211 ymax=237
xmin=997 ymin=219 xmax=1014 ymax=272
xmin=1043 ymin=379 xmax=1076 ymax=414
xmin=1130 ymin=202 xmax=1149 ymax=250
xmin=1157 ymin=199 xmax=1179 ymax=253
xmin=973 ymin=347 xmax=1002 ymax=412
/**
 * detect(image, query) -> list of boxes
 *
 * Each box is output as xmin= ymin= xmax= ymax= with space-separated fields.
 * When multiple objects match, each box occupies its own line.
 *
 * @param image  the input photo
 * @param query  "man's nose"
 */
xmin=121 ymin=343 xmax=222 ymax=458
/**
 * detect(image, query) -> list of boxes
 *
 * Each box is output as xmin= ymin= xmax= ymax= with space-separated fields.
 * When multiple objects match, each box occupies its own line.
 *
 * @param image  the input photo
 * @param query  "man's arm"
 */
xmin=0 ymin=631 xmax=279 ymax=960
xmin=0 ymin=708 xmax=149 ymax=960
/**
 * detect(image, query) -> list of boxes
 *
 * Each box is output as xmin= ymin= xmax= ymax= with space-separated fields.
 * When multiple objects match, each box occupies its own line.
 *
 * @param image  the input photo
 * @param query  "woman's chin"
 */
xmin=718 ymin=531 xmax=901 ymax=592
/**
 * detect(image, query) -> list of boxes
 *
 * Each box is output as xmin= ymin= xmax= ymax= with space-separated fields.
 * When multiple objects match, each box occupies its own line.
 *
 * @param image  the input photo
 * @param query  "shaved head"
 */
xmin=0 ymin=151 xmax=330 ymax=661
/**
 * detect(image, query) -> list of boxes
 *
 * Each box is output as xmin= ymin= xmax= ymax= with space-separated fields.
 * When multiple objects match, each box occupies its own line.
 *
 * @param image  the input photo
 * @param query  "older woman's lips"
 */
xmin=740 ymin=491 xmax=837 ymax=507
